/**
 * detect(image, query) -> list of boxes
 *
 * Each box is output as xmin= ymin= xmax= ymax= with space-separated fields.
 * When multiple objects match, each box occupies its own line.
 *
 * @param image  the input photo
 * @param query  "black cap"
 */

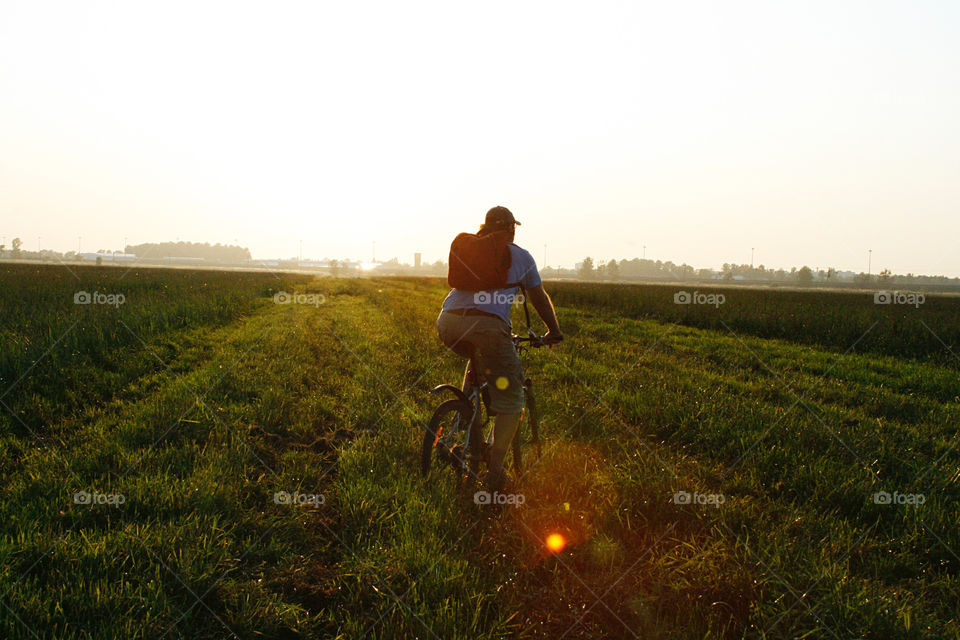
xmin=484 ymin=206 xmax=521 ymax=228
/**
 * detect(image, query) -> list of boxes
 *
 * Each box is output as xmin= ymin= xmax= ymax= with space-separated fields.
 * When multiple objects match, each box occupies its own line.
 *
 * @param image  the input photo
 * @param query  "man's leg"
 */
xmin=469 ymin=316 xmax=524 ymax=494
xmin=486 ymin=412 xmax=521 ymax=493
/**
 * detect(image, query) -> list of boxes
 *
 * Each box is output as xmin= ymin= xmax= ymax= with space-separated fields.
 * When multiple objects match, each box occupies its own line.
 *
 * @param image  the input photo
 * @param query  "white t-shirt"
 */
xmin=441 ymin=244 xmax=542 ymax=326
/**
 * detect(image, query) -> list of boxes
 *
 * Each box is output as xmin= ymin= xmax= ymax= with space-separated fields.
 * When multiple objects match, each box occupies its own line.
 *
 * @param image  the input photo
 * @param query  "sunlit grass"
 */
xmin=1 ymin=268 xmax=957 ymax=638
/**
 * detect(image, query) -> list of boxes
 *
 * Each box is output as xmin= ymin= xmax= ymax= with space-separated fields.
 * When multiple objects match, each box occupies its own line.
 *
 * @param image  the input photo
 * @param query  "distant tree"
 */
xmin=579 ymin=257 xmax=594 ymax=279
xmin=12 ymin=237 xmax=22 ymax=254
xmin=878 ymin=268 xmax=892 ymax=284
xmin=607 ymin=259 xmax=619 ymax=281
xmin=797 ymin=266 xmax=814 ymax=284
xmin=125 ymin=241 xmax=251 ymax=262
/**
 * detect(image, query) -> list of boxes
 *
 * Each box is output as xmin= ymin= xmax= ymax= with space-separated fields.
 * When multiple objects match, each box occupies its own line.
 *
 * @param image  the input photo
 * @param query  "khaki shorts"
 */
xmin=436 ymin=311 xmax=524 ymax=414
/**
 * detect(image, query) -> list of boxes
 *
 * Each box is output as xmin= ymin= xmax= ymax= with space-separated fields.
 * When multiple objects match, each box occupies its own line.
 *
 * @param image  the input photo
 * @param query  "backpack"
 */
xmin=447 ymin=231 xmax=515 ymax=291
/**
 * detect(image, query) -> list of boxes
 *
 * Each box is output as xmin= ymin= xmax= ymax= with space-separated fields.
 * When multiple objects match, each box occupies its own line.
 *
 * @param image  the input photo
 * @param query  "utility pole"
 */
xmin=868 ymin=249 xmax=872 ymax=275
xmin=78 ymin=236 xmax=82 ymax=254
xmin=751 ymin=247 xmax=755 ymax=269
xmin=643 ymin=245 xmax=646 ymax=260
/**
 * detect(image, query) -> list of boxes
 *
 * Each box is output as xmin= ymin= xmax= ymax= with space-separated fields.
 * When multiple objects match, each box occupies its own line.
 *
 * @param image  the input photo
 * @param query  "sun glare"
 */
xmin=545 ymin=533 xmax=566 ymax=553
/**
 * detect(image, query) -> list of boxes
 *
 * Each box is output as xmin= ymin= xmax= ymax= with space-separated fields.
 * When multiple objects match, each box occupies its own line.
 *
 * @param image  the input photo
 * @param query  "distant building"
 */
xmin=414 ymin=253 xmax=422 ymax=268
xmin=160 ymin=256 xmax=204 ymax=263
xmin=79 ymin=252 xmax=136 ymax=262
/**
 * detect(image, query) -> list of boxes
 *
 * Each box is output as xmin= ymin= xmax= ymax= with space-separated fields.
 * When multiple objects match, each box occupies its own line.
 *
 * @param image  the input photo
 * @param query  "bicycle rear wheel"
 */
xmin=421 ymin=399 xmax=473 ymax=479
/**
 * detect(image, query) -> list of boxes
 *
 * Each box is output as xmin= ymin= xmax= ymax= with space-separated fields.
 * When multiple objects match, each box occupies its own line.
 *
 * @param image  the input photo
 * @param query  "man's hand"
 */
xmin=543 ymin=330 xmax=564 ymax=345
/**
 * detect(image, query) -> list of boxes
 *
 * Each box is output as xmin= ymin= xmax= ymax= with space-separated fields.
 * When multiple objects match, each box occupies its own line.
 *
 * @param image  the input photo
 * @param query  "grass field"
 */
xmin=1 ymin=263 xmax=958 ymax=639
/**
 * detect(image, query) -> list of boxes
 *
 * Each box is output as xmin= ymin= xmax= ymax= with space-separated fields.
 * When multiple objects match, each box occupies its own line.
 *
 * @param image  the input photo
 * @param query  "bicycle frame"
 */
xmin=429 ymin=336 xmax=541 ymax=477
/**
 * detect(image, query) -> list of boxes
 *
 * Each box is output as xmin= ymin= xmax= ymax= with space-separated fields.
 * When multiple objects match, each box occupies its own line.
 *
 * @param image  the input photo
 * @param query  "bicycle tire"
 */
xmin=421 ymin=398 xmax=472 ymax=478
xmin=512 ymin=383 xmax=534 ymax=474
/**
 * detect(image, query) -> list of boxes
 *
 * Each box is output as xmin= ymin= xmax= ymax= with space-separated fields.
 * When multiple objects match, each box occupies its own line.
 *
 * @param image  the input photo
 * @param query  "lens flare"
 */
xmin=545 ymin=533 xmax=566 ymax=553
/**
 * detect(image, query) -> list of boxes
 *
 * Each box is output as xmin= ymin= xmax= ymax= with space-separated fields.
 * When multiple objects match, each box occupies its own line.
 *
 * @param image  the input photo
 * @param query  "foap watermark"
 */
xmin=874 ymin=291 xmax=924 ymax=308
xmin=673 ymin=490 xmax=726 ymax=508
xmin=473 ymin=291 xmax=524 ymax=305
xmin=273 ymin=291 xmax=326 ymax=307
xmin=74 ymin=490 xmax=126 ymax=507
xmin=274 ymin=490 xmax=326 ymax=506
xmin=674 ymin=290 xmax=725 ymax=308
xmin=74 ymin=290 xmax=125 ymax=308
xmin=873 ymin=490 xmax=925 ymax=506
xmin=474 ymin=490 xmax=525 ymax=506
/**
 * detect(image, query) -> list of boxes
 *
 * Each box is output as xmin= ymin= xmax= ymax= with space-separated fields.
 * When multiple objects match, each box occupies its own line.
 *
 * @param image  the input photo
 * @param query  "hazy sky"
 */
xmin=2 ymin=1 xmax=959 ymax=275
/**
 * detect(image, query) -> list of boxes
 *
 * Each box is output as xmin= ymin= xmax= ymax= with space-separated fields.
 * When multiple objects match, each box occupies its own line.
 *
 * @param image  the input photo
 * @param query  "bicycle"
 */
xmin=421 ymin=330 xmax=547 ymax=486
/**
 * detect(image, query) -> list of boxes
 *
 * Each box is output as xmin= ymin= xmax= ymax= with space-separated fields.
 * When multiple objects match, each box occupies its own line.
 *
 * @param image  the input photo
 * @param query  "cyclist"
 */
xmin=436 ymin=206 xmax=563 ymax=494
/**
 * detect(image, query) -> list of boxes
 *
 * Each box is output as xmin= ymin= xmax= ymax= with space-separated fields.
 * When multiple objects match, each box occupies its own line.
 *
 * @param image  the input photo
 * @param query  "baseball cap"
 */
xmin=484 ymin=206 xmax=521 ymax=227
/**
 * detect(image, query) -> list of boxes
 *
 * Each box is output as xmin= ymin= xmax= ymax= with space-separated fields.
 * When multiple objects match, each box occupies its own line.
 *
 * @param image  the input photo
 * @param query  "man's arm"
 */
xmin=525 ymin=284 xmax=562 ymax=341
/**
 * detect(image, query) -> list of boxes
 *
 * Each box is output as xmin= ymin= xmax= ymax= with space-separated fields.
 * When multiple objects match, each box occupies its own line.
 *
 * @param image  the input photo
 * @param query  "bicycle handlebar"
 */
xmin=512 ymin=332 xmax=559 ymax=348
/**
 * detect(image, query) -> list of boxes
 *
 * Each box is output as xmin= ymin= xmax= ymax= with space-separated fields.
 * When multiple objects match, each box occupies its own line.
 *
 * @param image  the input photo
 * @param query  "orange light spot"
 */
xmin=546 ymin=533 xmax=566 ymax=553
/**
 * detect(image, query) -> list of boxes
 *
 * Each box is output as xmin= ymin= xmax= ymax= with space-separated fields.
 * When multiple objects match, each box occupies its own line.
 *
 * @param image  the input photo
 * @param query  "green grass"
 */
xmin=1 ymin=266 xmax=957 ymax=639
xmin=0 ymin=263 xmax=313 ymax=433
xmin=546 ymin=279 xmax=960 ymax=362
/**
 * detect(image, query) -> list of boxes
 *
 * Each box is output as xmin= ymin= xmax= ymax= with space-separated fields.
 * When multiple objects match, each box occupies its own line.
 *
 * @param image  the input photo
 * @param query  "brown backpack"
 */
xmin=447 ymin=231 xmax=515 ymax=291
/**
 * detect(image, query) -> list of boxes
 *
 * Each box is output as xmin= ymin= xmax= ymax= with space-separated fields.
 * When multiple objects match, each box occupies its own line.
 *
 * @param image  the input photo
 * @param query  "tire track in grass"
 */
xmin=307 ymin=281 xmax=530 ymax=639
xmin=309 ymin=280 xmax=756 ymax=639
xmin=0 ymin=279 xmax=390 ymax=639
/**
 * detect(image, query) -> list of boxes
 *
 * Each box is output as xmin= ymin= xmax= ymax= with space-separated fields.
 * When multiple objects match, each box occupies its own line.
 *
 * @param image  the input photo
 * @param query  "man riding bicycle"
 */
xmin=437 ymin=206 xmax=563 ymax=494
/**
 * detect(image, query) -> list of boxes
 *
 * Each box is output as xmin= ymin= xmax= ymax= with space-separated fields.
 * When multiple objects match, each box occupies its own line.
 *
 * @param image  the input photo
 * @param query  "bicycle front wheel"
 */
xmin=514 ymin=381 xmax=539 ymax=474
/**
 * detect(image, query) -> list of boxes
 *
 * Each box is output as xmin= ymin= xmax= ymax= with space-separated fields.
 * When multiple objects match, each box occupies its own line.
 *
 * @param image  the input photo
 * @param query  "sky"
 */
xmin=2 ymin=0 xmax=959 ymax=275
